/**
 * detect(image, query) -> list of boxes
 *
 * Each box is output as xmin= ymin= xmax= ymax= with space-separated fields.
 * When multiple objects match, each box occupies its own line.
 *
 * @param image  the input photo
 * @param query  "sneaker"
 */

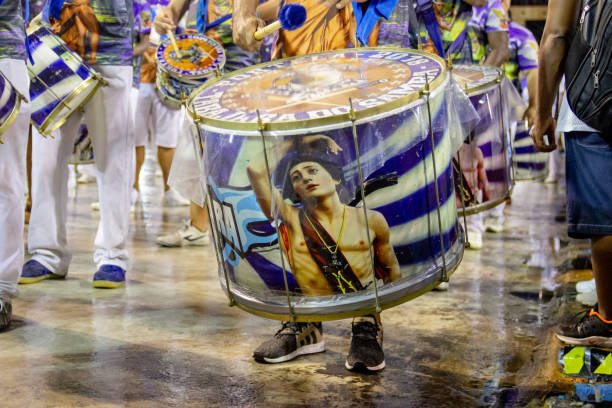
xmin=253 ymin=322 xmax=325 ymax=363
xmin=556 ymin=307 xmax=612 ymax=348
xmin=346 ymin=316 xmax=385 ymax=372
xmin=466 ymin=230 xmax=483 ymax=250
xmin=485 ymin=215 xmax=504 ymax=233
xmin=0 ymin=297 xmax=12 ymax=331
xmin=433 ymin=281 xmax=449 ymax=291
xmin=19 ymin=260 xmax=64 ymax=284
xmin=163 ymin=189 xmax=190 ymax=207
xmin=156 ymin=220 xmax=210 ymax=247
xmin=576 ymin=278 xmax=596 ymax=294
xmin=92 ymin=265 xmax=126 ymax=289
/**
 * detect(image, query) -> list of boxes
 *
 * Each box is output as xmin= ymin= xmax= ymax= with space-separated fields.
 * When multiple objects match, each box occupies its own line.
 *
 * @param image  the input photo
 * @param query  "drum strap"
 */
xmin=415 ymin=0 xmax=445 ymax=57
xmin=299 ymin=209 xmax=365 ymax=294
xmin=353 ymin=0 xmax=399 ymax=46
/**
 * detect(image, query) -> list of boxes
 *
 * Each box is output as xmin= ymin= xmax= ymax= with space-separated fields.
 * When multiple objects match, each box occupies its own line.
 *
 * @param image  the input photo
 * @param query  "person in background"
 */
xmin=0 ymin=0 xmax=32 ymax=329
xmin=533 ymin=0 xmax=612 ymax=348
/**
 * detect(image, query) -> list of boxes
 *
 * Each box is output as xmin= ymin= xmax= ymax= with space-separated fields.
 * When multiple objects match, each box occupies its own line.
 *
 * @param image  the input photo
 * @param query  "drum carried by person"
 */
xmin=155 ymin=32 xmax=225 ymax=109
xmin=187 ymin=48 xmax=469 ymax=321
xmin=26 ymin=22 xmax=105 ymax=137
xmin=0 ymin=69 xmax=26 ymax=142
xmin=451 ymin=64 xmax=514 ymax=216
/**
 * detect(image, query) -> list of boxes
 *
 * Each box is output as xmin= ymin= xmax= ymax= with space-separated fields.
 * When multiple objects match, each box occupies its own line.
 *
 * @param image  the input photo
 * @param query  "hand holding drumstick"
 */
xmin=155 ymin=4 xmax=182 ymax=58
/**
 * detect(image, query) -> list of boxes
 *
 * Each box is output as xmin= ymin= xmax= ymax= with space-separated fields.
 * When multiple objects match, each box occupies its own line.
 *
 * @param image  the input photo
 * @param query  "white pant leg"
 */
xmin=134 ymin=83 xmax=155 ymax=148
xmin=152 ymin=93 xmax=181 ymax=148
xmin=486 ymin=202 xmax=505 ymax=222
xmin=88 ymin=65 xmax=133 ymax=270
xmin=466 ymin=212 xmax=484 ymax=233
xmin=0 ymin=59 xmax=29 ymax=297
xmin=28 ymin=116 xmax=79 ymax=275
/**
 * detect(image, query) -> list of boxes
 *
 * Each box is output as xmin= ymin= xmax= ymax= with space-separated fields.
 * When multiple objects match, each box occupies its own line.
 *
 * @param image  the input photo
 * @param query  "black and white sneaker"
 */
xmin=556 ymin=306 xmax=612 ymax=348
xmin=0 ymin=297 xmax=12 ymax=331
xmin=253 ymin=322 xmax=324 ymax=363
xmin=345 ymin=316 xmax=385 ymax=372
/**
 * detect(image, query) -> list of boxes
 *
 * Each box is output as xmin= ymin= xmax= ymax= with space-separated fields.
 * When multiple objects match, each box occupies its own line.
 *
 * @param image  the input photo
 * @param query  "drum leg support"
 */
xmin=421 ymin=76 xmax=449 ymax=283
xmin=349 ymin=99 xmax=382 ymax=315
xmin=257 ymin=110 xmax=296 ymax=322
xmin=497 ymin=74 xmax=514 ymax=196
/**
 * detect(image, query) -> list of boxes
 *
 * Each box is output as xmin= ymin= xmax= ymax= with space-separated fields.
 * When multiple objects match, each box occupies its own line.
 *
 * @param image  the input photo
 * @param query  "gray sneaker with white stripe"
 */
xmin=253 ymin=322 xmax=324 ymax=363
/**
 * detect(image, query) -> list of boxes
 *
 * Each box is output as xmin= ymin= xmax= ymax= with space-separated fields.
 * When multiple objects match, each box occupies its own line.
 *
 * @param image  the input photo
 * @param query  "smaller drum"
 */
xmin=27 ymin=24 xmax=104 ymax=136
xmin=0 ymin=70 xmax=23 ymax=142
xmin=452 ymin=65 xmax=513 ymax=216
xmin=512 ymin=119 xmax=548 ymax=181
xmin=155 ymin=33 xmax=226 ymax=109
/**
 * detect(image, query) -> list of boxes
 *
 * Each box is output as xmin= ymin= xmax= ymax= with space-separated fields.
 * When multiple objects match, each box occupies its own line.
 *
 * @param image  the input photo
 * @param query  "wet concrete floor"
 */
xmin=1 ymin=158 xmax=597 ymax=407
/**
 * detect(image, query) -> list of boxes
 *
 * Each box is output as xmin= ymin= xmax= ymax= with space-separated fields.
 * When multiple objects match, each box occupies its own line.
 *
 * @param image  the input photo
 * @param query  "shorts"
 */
xmin=565 ymin=131 xmax=612 ymax=238
xmin=134 ymin=83 xmax=181 ymax=148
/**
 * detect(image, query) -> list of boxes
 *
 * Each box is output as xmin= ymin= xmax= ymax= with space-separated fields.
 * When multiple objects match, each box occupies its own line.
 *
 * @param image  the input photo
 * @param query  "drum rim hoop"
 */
xmin=186 ymin=47 xmax=448 ymax=133
xmin=451 ymin=64 xmax=504 ymax=95
xmin=156 ymin=33 xmax=226 ymax=79
xmin=458 ymin=193 xmax=512 ymax=216
xmin=220 ymin=230 xmax=464 ymax=322
xmin=0 ymin=92 xmax=22 ymax=138
xmin=154 ymin=77 xmax=182 ymax=110
xmin=33 ymin=75 xmax=103 ymax=136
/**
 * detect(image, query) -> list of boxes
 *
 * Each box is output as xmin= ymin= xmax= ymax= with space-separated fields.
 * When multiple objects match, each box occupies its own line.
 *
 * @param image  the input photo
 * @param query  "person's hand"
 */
xmin=523 ymin=104 xmax=536 ymax=129
xmin=232 ymin=14 xmax=265 ymax=52
xmin=318 ymin=0 xmax=352 ymax=9
xmin=300 ymin=134 xmax=343 ymax=154
xmin=153 ymin=8 xmax=176 ymax=35
xmin=531 ymin=114 xmax=557 ymax=152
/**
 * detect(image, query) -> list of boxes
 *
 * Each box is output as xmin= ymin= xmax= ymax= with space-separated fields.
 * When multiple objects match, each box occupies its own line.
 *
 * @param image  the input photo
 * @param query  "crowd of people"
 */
xmin=0 ymin=0 xmax=609 ymax=374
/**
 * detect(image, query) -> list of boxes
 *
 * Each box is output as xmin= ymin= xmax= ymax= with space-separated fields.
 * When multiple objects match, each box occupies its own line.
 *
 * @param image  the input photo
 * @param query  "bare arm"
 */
xmin=133 ymin=34 xmax=150 ymax=57
xmin=533 ymin=0 xmax=581 ymax=152
xmin=233 ymin=0 xmax=265 ymax=51
xmin=255 ymin=0 xmax=280 ymax=22
xmin=246 ymin=139 xmax=294 ymax=221
xmin=153 ymin=0 xmax=191 ymax=34
xmin=523 ymin=67 xmax=538 ymax=127
xmin=484 ymin=30 xmax=508 ymax=67
xmin=371 ymin=211 xmax=400 ymax=283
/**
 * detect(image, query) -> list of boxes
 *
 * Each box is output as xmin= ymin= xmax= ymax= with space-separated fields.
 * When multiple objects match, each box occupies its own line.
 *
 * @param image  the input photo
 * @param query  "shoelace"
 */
xmin=275 ymin=321 xmax=298 ymax=336
xmin=353 ymin=321 xmax=379 ymax=339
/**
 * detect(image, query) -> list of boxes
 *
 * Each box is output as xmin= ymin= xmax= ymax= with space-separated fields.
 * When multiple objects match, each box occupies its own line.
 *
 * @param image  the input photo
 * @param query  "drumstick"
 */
xmin=157 ymin=5 xmax=182 ymax=58
xmin=253 ymin=4 xmax=306 ymax=40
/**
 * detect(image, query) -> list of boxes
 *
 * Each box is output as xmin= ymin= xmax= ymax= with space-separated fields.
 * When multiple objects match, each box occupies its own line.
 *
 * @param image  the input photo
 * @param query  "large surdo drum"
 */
xmin=188 ymin=49 xmax=464 ymax=321
xmin=452 ymin=65 xmax=513 ymax=216
xmin=0 ymin=70 xmax=24 ymax=142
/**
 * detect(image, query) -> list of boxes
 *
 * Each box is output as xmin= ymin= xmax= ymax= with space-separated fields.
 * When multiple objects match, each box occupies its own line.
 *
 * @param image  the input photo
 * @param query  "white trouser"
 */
xmin=486 ymin=202 xmax=505 ymax=223
xmin=134 ymin=83 xmax=181 ymax=148
xmin=466 ymin=212 xmax=484 ymax=233
xmin=0 ymin=59 xmax=30 ymax=298
xmin=28 ymin=65 xmax=134 ymax=274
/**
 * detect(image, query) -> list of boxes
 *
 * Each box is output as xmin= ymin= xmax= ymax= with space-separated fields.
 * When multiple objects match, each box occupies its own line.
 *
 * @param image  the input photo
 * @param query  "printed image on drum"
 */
xmin=26 ymin=24 xmax=105 ymax=137
xmin=189 ymin=49 xmax=465 ymax=321
xmin=155 ymin=33 xmax=226 ymax=109
xmin=512 ymin=119 xmax=548 ymax=181
xmin=0 ymin=70 xmax=26 ymax=142
xmin=452 ymin=65 xmax=513 ymax=216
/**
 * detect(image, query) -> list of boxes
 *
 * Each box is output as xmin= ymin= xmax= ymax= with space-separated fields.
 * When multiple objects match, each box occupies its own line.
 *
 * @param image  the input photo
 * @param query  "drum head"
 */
xmin=156 ymin=34 xmax=226 ymax=80
xmin=189 ymin=48 xmax=447 ymax=134
xmin=452 ymin=64 xmax=501 ymax=95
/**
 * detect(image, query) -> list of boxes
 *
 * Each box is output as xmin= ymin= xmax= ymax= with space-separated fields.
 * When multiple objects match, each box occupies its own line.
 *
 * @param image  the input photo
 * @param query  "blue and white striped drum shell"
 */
xmin=513 ymin=119 xmax=548 ymax=180
xmin=452 ymin=65 xmax=513 ymax=215
xmin=27 ymin=25 xmax=103 ymax=136
xmin=188 ymin=49 xmax=464 ymax=321
xmin=155 ymin=34 xmax=225 ymax=109
xmin=0 ymin=70 xmax=23 ymax=141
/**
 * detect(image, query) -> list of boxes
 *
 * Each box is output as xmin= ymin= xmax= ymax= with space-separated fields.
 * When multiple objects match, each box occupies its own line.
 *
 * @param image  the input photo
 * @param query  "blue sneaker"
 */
xmin=92 ymin=265 xmax=126 ymax=289
xmin=19 ymin=260 xmax=64 ymax=284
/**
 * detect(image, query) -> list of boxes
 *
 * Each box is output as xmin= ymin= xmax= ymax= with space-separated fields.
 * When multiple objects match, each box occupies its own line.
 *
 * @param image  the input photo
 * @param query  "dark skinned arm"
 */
xmin=532 ymin=0 xmax=581 ymax=152
xmin=484 ymin=30 xmax=508 ymax=66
